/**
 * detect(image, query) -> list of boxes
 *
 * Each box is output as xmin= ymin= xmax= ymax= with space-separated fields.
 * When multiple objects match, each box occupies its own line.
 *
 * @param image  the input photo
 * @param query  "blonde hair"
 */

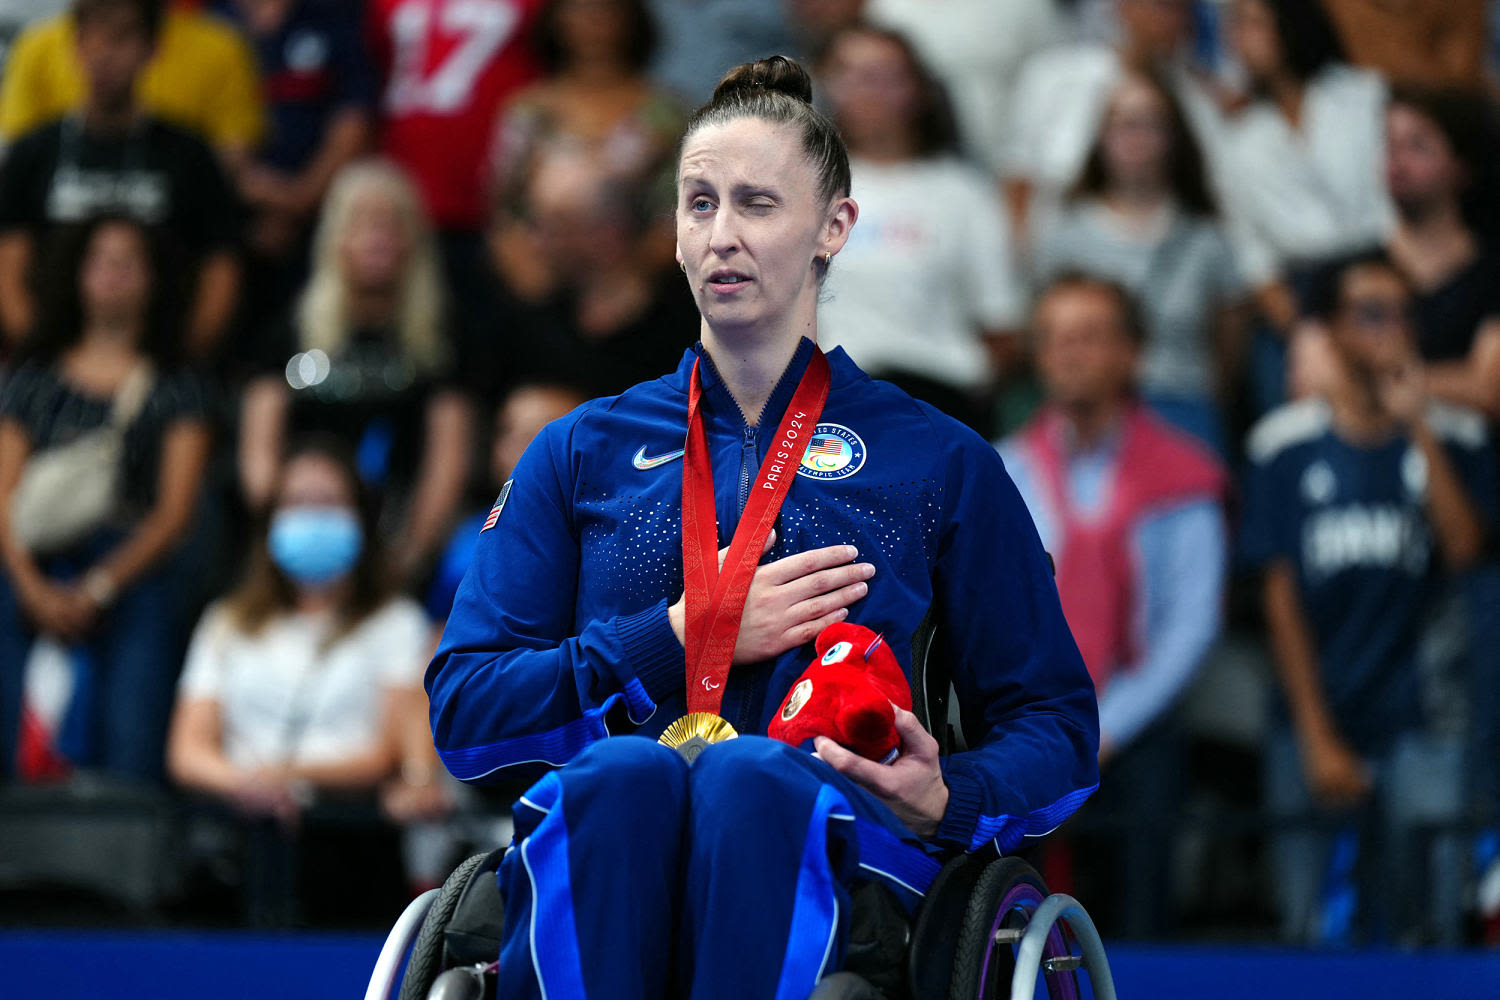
xmin=296 ymin=159 xmax=448 ymax=374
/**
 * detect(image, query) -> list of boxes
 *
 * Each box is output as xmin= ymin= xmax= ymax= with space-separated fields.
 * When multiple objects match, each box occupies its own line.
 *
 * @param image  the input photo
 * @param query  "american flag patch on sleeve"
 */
xmin=481 ymin=480 xmax=513 ymax=532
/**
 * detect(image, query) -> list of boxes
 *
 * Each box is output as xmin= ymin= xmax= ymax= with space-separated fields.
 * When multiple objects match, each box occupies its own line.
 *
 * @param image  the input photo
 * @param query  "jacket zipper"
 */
xmin=736 ymin=423 xmax=757 ymax=516
xmin=733 ymin=424 xmax=759 ymax=733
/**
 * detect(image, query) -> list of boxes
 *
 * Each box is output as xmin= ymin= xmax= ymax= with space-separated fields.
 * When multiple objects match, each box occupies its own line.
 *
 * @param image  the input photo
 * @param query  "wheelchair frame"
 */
xmin=369 ymin=607 xmax=1116 ymax=999
xmin=365 ymin=848 xmax=1116 ymax=1000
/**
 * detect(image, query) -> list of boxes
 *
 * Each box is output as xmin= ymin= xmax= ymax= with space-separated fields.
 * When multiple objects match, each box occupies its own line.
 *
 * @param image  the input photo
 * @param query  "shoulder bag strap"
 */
xmin=107 ymin=361 xmax=156 ymax=429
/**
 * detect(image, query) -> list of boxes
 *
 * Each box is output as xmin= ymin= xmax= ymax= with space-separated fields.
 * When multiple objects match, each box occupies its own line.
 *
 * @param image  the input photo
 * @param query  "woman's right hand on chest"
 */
xmin=669 ymin=531 xmax=876 ymax=666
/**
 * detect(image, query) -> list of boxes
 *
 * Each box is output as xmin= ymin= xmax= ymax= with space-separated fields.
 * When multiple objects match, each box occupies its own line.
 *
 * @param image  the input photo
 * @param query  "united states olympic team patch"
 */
xmin=481 ymin=480 xmax=513 ymax=531
xmin=797 ymin=424 xmax=866 ymax=481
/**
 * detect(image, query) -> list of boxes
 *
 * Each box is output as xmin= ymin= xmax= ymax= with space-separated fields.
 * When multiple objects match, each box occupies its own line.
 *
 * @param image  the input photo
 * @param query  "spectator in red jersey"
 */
xmin=369 ymin=0 xmax=543 ymax=234
xmin=367 ymin=0 xmax=545 ymax=365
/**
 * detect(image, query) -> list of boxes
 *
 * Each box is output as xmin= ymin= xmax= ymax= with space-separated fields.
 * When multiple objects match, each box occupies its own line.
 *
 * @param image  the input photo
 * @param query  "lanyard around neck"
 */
xmin=679 ymin=348 xmax=831 ymax=714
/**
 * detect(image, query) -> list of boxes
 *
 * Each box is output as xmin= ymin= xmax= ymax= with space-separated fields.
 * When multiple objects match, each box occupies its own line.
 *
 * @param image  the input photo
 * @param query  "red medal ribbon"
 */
xmin=681 ymin=347 xmax=831 ymax=715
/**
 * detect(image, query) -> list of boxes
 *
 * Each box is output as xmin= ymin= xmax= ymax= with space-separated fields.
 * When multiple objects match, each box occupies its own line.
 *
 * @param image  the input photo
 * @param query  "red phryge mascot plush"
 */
xmin=769 ymin=623 xmax=913 ymax=763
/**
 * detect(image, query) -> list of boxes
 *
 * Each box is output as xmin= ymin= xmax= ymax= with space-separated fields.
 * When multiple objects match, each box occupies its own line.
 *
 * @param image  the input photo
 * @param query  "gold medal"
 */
xmin=658 ymin=712 xmax=738 ymax=763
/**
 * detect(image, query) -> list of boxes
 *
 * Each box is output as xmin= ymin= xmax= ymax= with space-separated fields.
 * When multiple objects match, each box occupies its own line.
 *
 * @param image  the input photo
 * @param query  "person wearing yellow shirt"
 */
xmin=0 ymin=1 xmax=265 ymax=157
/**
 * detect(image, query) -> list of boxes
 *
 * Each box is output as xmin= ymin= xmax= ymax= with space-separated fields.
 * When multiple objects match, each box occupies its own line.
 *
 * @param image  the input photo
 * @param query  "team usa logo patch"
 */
xmin=481 ymin=480 xmax=513 ymax=532
xmin=797 ymin=424 xmax=866 ymax=481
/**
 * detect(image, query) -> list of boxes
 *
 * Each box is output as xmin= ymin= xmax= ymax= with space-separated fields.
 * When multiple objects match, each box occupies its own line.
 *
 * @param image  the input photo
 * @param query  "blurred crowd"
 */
xmin=0 ymin=0 xmax=1496 ymax=948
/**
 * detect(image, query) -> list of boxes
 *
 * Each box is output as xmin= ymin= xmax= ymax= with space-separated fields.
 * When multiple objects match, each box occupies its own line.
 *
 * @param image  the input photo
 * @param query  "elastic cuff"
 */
xmin=934 ymin=764 xmax=985 ymax=853
xmin=616 ymin=598 xmax=685 ymax=704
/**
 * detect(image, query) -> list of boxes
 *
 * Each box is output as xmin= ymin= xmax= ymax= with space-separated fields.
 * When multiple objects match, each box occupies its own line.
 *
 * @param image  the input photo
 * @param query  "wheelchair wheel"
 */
xmin=949 ymin=857 xmax=1077 ymax=1000
xmin=908 ymin=850 xmax=995 ymax=999
xmin=399 ymin=852 xmax=491 ymax=1000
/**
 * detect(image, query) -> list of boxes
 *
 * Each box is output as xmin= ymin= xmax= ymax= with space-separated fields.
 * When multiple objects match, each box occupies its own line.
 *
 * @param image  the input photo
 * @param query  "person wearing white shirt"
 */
xmin=1218 ymin=0 xmax=1392 ymax=297
xmin=1033 ymin=66 xmax=1249 ymax=454
xmin=817 ymin=24 xmax=1025 ymax=433
xmin=1217 ymin=0 xmax=1393 ymax=412
xmin=861 ymin=0 xmax=1061 ymax=176
xmin=167 ymin=440 xmax=444 ymax=923
xmin=1004 ymin=0 xmax=1226 ymax=234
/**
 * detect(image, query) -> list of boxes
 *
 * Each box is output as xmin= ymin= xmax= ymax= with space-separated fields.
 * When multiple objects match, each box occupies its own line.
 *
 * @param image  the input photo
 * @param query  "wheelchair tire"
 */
xmin=947 ymin=857 xmax=1050 ymax=1000
xmin=908 ymin=850 xmax=994 ymax=1000
xmin=399 ymin=852 xmax=491 ymax=1000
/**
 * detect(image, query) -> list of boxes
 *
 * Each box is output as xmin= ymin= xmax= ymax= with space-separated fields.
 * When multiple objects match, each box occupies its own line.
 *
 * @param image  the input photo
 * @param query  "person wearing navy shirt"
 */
xmin=427 ymin=56 xmax=1098 ymax=999
xmin=215 ymin=0 xmax=377 ymax=363
xmin=1244 ymin=254 xmax=1496 ymax=946
xmin=216 ymin=0 xmax=376 ymax=176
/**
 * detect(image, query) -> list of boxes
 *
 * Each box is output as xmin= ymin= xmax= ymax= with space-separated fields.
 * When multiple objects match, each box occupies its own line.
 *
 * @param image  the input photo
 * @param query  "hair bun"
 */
xmin=711 ymin=56 xmax=814 ymax=106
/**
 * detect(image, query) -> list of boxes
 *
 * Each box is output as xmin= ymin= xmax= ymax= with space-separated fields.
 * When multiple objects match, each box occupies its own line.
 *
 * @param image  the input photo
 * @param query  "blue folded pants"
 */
xmin=495 ymin=734 xmax=943 ymax=1000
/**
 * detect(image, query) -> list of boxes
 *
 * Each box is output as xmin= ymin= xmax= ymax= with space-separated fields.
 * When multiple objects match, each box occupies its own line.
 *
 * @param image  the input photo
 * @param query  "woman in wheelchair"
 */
xmin=426 ymin=55 xmax=1100 ymax=1000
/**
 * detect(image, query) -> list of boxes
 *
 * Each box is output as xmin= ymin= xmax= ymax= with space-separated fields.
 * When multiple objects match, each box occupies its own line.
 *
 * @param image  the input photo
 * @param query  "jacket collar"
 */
xmin=685 ymin=337 xmax=817 ymax=430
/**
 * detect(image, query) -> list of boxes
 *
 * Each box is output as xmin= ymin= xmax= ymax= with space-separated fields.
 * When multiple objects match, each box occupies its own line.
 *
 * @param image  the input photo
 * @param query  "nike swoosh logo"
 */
xmin=632 ymin=446 xmax=686 ymax=470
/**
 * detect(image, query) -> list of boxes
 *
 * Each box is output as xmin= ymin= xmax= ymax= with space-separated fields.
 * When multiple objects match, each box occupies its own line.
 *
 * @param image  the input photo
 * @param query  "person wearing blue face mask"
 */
xmin=167 ymin=438 xmax=447 ymax=925
xmin=268 ymin=504 xmax=367 ymax=588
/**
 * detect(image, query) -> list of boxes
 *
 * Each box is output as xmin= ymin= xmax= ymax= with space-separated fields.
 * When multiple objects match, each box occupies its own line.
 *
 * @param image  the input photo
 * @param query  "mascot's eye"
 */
xmin=820 ymin=641 xmax=852 ymax=665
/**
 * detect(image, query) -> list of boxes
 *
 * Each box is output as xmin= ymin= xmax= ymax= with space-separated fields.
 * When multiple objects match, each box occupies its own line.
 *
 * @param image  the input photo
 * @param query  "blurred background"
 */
xmin=0 ymin=0 xmax=1498 ymax=995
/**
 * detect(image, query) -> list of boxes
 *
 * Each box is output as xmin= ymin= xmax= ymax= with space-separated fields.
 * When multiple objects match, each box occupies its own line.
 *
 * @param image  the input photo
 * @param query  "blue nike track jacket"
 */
xmin=428 ymin=339 xmax=1099 ymax=854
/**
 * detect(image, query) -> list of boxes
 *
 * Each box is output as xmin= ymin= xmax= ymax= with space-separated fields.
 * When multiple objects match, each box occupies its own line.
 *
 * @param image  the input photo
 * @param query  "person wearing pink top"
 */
xmin=998 ymin=273 xmax=1228 ymax=938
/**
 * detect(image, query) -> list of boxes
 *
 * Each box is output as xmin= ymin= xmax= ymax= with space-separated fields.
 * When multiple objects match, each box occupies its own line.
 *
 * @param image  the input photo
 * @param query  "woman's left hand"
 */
xmin=814 ymin=707 xmax=950 ymax=839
